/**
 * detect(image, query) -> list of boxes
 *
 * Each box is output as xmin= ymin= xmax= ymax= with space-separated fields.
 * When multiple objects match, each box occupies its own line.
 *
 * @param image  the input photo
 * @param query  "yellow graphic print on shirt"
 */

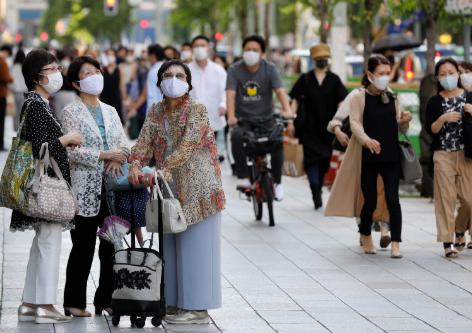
xmin=243 ymin=81 xmax=262 ymax=102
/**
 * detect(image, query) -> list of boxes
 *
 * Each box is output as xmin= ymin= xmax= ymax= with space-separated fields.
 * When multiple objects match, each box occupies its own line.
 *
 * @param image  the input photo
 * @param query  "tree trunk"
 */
xmin=319 ymin=0 xmax=328 ymax=43
xmin=264 ymin=1 xmax=270 ymax=44
xmin=363 ymin=0 xmax=374 ymax=69
xmin=239 ymin=0 xmax=248 ymax=38
xmin=425 ymin=0 xmax=439 ymax=75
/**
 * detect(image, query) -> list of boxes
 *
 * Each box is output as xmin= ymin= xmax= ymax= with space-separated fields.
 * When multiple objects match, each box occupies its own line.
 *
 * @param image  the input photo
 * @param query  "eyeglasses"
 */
xmin=162 ymin=72 xmax=187 ymax=80
xmin=40 ymin=65 xmax=63 ymax=73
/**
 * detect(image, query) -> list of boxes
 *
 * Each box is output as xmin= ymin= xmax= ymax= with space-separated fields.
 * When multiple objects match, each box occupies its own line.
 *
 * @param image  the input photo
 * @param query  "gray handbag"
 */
xmin=399 ymin=134 xmax=422 ymax=182
xmin=145 ymin=172 xmax=187 ymax=234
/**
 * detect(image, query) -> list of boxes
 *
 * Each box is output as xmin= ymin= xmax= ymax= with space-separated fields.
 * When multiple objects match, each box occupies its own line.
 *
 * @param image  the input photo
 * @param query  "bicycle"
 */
xmin=236 ymin=116 xmax=285 ymax=227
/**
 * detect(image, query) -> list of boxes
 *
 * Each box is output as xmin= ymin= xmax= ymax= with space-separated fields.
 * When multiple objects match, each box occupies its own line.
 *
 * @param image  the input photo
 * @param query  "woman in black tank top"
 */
xmin=355 ymin=55 xmax=412 ymax=258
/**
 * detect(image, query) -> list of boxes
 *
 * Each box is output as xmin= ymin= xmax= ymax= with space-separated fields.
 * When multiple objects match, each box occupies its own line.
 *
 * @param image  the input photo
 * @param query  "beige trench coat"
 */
xmin=325 ymin=88 xmax=408 ymax=221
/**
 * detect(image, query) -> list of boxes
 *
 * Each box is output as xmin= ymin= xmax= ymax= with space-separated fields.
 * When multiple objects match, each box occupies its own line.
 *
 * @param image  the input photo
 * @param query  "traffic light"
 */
xmin=104 ymin=0 xmax=119 ymax=16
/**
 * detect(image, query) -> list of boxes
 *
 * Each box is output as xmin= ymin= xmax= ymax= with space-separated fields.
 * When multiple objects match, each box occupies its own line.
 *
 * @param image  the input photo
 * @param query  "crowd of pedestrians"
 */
xmin=0 ymin=33 xmax=472 ymax=326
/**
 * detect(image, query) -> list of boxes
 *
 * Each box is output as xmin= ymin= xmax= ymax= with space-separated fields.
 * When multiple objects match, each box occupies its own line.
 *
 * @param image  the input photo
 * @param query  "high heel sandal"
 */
xmin=390 ymin=242 xmax=403 ymax=259
xmin=454 ymin=233 xmax=466 ymax=251
xmin=63 ymin=307 xmax=91 ymax=317
xmin=361 ymin=235 xmax=376 ymax=254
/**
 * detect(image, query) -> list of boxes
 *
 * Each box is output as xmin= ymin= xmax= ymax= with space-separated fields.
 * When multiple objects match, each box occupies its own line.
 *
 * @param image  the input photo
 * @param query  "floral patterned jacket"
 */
xmin=60 ymin=98 xmax=129 ymax=217
xmin=129 ymin=97 xmax=225 ymax=225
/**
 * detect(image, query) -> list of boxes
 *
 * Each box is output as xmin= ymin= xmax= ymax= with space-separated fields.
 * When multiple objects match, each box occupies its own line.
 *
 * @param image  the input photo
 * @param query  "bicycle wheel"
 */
xmin=261 ymin=174 xmax=275 ymax=227
xmin=252 ymin=192 xmax=263 ymax=220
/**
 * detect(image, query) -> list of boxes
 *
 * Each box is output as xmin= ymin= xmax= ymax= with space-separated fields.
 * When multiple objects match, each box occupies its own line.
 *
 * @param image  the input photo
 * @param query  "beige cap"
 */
xmin=310 ymin=43 xmax=331 ymax=59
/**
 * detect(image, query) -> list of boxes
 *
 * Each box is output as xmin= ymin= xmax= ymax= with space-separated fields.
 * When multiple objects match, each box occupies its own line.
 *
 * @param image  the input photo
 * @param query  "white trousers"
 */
xmin=22 ymin=223 xmax=62 ymax=305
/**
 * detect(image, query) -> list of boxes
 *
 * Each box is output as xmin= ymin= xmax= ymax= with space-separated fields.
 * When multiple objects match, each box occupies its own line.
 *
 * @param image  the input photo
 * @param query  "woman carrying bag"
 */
xmin=129 ymin=60 xmax=225 ymax=324
xmin=425 ymin=57 xmax=472 ymax=258
xmin=325 ymin=55 xmax=411 ymax=258
xmin=8 ymin=49 xmax=81 ymax=324
xmin=60 ymin=56 xmax=130 ymax=317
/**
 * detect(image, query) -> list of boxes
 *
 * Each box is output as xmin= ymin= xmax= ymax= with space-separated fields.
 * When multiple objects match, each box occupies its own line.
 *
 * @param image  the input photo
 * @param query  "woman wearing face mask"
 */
xmin=425 ymin=57 xmax=472 ymax=258
xmin=60 ymin=56 xmax=130 ymax=317
xmin=101 ymin=49 xmax=127 ymax=124
xmin=326 ymin=55 xmax=411 ymax=258
xmin=11 ymin=49 xmax=81 ymax=324
xmin=454 ymin=61 xmax=472 ymax=250
xmin=289 ymin=43 xmax=348 ymax=209
xmin=129 ymin=60 xmax=225 ymax=324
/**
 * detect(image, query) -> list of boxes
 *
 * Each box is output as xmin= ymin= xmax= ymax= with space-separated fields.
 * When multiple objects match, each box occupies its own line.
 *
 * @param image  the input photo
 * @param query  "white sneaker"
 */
xmin=165 ymin=310 xmax=210 ymax=324
xmin=274 ymin=183 xmax=284 ymax=201
xmin=237 ymin=178 xmax=252 ymax=189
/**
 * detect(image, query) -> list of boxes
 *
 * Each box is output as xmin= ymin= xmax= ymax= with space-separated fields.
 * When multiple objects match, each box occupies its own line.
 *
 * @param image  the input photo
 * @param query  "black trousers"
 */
xmin=63 ymin=198 xmax=114 ymax=309
xmin=359 ymin=161 xmax=403 ymax=242
xmin=231 ymin=123 xmax=283 ymax=184
xmin=0 ymin=97 xmax=6 ymax=149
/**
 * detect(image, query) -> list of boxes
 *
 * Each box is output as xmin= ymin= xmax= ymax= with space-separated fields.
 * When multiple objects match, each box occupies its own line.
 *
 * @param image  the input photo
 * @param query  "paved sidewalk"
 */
xmin=2 ymin=118 xmax=472 ymax=332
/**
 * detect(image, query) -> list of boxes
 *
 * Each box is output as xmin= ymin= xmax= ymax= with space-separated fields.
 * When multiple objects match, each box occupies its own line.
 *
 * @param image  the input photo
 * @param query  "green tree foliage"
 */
xmin=41 ymin=0 xmax=133 ymax=44
xmin=170 ymin=0 xmax=233 ymax=38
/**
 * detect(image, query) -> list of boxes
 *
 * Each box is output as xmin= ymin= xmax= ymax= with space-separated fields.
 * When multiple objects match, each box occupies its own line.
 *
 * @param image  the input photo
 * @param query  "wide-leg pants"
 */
xmin=434 ymin=150 xmax=472 ymax=243
xmin=163 ymin=213 xmax=221 ymax=310
xmin=22 ymin=223 xmax=62 ymax=305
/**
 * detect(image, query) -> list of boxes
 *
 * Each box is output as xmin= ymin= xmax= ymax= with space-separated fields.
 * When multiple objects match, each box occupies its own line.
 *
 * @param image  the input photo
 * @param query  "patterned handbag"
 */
xmin=0 ymin=100 xmax=35 ymax=214
xmin=28 ymin=143 xmax=78 ymax=222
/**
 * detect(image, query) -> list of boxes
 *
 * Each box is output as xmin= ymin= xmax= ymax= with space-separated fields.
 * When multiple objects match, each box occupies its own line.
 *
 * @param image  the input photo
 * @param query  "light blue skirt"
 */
xmin=163 ymin=213 xmax=221 ymax=310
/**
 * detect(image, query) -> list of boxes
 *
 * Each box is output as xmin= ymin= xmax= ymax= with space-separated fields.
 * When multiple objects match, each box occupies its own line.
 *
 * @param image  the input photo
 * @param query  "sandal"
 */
xmin=380 ymin=235 xmax=391 ymax=249
xmin=454 ymin=233 xmax=466 ymax=251
xmin=444 ymin=247 xmax=459 ymax=258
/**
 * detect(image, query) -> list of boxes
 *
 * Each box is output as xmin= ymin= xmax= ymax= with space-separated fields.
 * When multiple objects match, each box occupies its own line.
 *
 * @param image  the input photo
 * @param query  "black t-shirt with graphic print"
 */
xmin=226 ymin=59 xmax=283 ymax=119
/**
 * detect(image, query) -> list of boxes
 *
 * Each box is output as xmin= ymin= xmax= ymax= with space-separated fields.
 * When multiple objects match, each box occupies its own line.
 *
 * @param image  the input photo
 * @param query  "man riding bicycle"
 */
xmin=226 ymin=35 xmax=293 ymax=201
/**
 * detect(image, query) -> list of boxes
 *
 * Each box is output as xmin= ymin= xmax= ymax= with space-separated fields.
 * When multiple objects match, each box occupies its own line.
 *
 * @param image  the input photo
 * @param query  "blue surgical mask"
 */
xmin=439 ymin=74 xmax=459 ymax=91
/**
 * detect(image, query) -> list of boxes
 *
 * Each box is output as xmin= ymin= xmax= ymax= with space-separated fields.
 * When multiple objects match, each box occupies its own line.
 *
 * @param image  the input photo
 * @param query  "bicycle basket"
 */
xmin=243 ymin=122 xmax=284 ymax=157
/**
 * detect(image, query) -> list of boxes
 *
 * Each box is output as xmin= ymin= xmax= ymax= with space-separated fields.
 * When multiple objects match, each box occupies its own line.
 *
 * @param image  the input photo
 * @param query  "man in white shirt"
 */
xmin=146 ymin=44 xmax=165 ymax=108
xmin=188 ymin=35 xmax=227 ymax=140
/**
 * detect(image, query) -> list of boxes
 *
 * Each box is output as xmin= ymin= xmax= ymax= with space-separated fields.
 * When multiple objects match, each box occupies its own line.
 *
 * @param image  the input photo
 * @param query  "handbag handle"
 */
xmin=156 ymin=170 xmax=175 ymax=199
xmin=32 ymin=143 xmax=65 ymax=193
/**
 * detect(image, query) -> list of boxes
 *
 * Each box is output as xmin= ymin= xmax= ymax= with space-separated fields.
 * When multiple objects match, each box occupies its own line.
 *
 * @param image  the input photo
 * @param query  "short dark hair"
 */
xmin=182 ymin=42 xmax=192 ymax=49
xmin=13 ymin=49 xmax=25 ymax=64
xmin=435 ymin=57 xmax=462 ymax=92
xmin=22 ymin=49 xmax=57 ymax=91
xmin=148 ymin=44 xmax=165 ymax=62
xmin=242 ymin=35 xmax=266 ymax=53
xmin=67 ymin=56 xmax=102 ymax=92
xmin=191 ymin=35 xmax=210 ymax=46
xmin=361 ymin=54 xmax=391 ymax=88
xmin=0 ymin=45 xmax=13 ymax=57
xmin=164 ymin=46 xmax=180 ymax=60
xmin=156 ymin=60 xmax=192 ymax=94
xmin=460 ymin=60 xmax=472 ymax=72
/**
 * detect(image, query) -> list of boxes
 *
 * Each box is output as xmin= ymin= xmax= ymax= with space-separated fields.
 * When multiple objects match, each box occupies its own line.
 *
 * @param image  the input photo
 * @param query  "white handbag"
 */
xmin=145 ymin=172 xmax=187 ymax=234
xmin=28 ymin=143 xmax=78 ymax=223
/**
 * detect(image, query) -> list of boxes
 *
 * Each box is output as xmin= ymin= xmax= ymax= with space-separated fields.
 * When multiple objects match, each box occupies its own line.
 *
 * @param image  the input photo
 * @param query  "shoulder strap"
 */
xmin=17 ymin=97 xmax=35 ymax=135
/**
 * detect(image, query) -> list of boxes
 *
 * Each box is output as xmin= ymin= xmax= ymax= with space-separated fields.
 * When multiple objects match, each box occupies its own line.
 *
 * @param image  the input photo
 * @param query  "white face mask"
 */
xmin=41 ymin=71 xmax=63 ymax=94
xmin=461 ymin=73 xmax=472 ymax=89
xmin=439 ymin=74 xmax=459 ymax=91
xmin=107 ymin=55 xmax=116 ymax=65
xmin=79 ymin=74 xmax=104 ymax=96
xmin=160 ymin=77 xmax=189 ymax=98
xmin=370 ymin=74 xmax=390 ymax=91
xmin=181 ymin=50 xmax=192 ymax=61
xmin=193 ymin=47 xmax=208 ymax=61
xmin=61 ymin=59 xmax=71 ymax=70
xmin=243 ymin=51 xmax=261 ymax=66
